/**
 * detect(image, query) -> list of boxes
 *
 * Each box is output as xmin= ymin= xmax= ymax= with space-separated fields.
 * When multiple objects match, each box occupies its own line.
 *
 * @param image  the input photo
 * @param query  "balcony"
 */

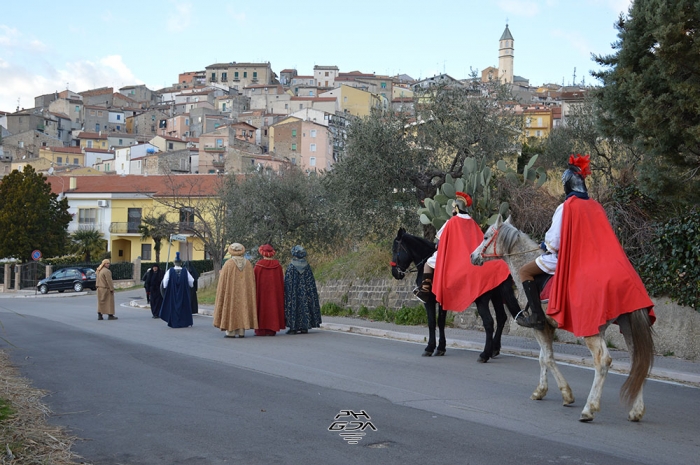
xmin=204 ymin=146 xmax=226 ymax=152
xmin=109 ymin=222 xmax=142 ymax=234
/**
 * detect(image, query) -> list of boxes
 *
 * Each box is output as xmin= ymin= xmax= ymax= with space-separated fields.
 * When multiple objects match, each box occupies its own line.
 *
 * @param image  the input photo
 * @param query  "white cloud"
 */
xmin=496 ymin=0 xmax=540 ymax=18
xmin=0 ymin=55 xmax=143 ymax=112
xmin=166 ymin=1 xmax=193 ymax=33
xmin=0 ymin=25 xmax=20 ymax=47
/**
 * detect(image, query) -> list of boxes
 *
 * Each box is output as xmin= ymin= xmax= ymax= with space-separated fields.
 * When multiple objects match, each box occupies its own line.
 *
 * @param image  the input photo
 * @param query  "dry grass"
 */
xmin=0 ymin=351 xmax=89 ymax=465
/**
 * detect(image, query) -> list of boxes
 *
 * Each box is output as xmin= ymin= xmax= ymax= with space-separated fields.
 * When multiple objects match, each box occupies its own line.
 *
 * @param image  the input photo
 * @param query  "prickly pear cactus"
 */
xmin=418 ymin=157 xmax=510 ymax=230
xmin=497 ymin=154 xmax=547 ymax=188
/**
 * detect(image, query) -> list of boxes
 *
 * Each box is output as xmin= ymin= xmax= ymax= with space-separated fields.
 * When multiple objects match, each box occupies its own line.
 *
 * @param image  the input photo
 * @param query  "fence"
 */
xmin=54 ymin=262 xmax=134 ymax=281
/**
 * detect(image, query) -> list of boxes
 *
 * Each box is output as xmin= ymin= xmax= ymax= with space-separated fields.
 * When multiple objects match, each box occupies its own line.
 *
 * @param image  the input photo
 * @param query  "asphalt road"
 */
xmin=0 ymin=292 xmax=698 ymax=465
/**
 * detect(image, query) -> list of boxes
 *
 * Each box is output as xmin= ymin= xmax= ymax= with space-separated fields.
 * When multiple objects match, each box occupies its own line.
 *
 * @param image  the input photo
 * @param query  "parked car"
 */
xmin=37 ymin=267 xmax=97 ymax=294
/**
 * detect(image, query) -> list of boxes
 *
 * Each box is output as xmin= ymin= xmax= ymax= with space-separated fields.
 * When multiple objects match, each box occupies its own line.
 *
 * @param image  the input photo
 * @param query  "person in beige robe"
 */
xmin=213 ymin=243 xmax=257 ymax=337
xmin=96 ymin=259 xmax=117 ymax=320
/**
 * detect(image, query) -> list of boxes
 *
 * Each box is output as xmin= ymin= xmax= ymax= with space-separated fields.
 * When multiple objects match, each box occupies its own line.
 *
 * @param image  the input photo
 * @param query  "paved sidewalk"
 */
xmin=128 ymin=298 xmax=700 ymax=388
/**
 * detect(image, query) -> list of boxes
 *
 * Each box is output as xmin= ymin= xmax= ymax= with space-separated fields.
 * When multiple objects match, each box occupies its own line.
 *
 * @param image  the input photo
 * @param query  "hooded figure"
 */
xmin=254 ymin=244 xmax=286 ymax=336
xmin=148 ymin=264 xmax=165 ymax=319
xmin=96 ymin=259 xmax=116 ymax=320
xmin=284 ymin=245 xmax=322 ymax=334
xmin=213 ymin=243 xmax=258 ymax=338
xmin=183 ymin=261 xmax=199 ymax=314
xmin=159 ymin=252 xmax=194 ymax=328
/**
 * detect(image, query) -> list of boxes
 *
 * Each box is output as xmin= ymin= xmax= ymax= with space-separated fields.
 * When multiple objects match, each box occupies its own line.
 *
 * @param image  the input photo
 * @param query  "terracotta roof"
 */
xmin=280 ymin=69 xmax=296 ymax=73
xmin=79 ymin=87 xmax=113 ymax=97
xmin=49 ymin=112 xmax=72 ymax=120
xmin=77 ymin=132 xmax=108 ymax=140
xmin=84 ymin=148 xmax=114 ymax=154
xmin=46 ymin=174 xmax=222 ymax=196
xmin=230 ymin=122 xmax=258 ymax=130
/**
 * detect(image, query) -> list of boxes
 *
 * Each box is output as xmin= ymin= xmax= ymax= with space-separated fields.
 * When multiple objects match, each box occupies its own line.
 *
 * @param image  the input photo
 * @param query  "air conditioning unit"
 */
xmin=97 ymin=200 xmax=109 ymax=207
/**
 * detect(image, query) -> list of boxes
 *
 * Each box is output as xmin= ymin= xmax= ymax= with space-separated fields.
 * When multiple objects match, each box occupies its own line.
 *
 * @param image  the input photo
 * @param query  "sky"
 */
xmin=0 ymin=0 xmax=633 ymax=113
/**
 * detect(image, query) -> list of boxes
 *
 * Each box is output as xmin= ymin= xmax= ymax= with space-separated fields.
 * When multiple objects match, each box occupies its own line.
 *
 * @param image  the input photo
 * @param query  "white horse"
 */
xmin=470 ymin=215 xmax=655 ymax=422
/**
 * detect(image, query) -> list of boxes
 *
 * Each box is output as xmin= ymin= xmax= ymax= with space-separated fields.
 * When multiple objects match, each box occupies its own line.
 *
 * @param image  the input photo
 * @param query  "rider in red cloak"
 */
xmin=419 ymin=191 xmax=511 ymax=312
xmin=519 ymin=154 xmax=655 ymax=336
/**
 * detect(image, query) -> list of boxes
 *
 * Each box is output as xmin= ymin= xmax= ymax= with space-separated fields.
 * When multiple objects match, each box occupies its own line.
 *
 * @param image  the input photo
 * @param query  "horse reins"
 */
xmin=393 ymin=240 xmax=428 ymax=276
xmin=480 ymin=228 xmax=541 ymax=259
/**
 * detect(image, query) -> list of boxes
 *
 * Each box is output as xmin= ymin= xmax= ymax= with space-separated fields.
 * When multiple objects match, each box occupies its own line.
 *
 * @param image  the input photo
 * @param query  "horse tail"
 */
xmin=621 ymin=309 xmax=655 ymax=405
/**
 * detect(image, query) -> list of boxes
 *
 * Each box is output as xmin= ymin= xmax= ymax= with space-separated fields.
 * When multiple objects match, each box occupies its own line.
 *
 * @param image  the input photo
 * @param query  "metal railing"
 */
xmin=108 ymin=222 xmax=142 ymax=234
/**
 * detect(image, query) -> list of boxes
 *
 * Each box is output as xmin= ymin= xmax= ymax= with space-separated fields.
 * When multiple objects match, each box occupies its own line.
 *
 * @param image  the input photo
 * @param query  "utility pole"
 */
xmin=573 ymin=67 xmax=577 ymax=86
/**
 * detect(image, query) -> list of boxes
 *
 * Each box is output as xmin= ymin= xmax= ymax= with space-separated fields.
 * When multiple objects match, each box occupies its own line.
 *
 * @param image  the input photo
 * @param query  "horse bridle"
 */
xmin=479 ymin=225 xmax=541 ymax=259
xmin=393 ymin=238 xmax=427 ymax=276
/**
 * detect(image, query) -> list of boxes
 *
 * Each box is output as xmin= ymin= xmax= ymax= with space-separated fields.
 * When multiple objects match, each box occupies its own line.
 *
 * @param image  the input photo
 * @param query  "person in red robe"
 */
xmin=417 ymin=191 xmax=511 ymax=312
xmin=544 ymin=155 xmax=655 ymax=336
xmin=254 ymin=244 xmax=286 ymax=336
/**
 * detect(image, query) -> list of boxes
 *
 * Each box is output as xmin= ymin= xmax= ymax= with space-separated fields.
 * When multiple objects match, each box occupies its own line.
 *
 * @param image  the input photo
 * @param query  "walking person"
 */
xmin=284 ymin=245 xmax=321 ymax=334
xmin=96 ymin=259 xmax=116 ymax=320
xmin=213 ymin=243 xmax=258 ymax=338
xmin=160 ymin=252 xmax=194 ymax=328
xmin=254 ymin=244 xmax=285 ymax=336
xmin=142 ymin=266 xmax=153 ymax=304
xmin=148 ymin=264 xmax=165 ymax=319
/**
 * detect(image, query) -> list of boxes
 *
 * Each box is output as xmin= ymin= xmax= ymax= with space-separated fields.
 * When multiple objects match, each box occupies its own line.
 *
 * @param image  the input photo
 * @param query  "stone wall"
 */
xmin=318 ymin=278 xmax=700 ymax=361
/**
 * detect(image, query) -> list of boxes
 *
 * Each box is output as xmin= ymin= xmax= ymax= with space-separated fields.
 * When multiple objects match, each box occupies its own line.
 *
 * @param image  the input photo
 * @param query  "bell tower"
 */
xmin=498 ymin=24 xmax=514 ymax=84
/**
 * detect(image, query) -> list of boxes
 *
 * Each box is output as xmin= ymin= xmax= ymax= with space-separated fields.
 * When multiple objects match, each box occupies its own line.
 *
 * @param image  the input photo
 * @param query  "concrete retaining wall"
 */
xmin=317 ymin=278 xmax=700 ymax=361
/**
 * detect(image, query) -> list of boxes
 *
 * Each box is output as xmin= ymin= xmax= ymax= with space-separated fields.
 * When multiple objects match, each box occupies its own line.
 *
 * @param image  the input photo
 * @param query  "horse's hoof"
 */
xmin=422 ymin=350 xmax=434 ymax=357
xmin=435 ymin=350 xmax=446 ymax=356
xmin=492 ymin=349 xmax=500 ymax=357
xmin=478 ymin=355 xmax=488 ymax=363
xmin=579 ymin=413 xmax=594 ymax=422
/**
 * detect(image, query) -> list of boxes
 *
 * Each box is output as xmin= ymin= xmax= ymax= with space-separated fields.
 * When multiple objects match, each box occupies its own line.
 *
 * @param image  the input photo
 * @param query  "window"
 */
xmin=116 ymin=114 xmax=121 ymax=120
xmin=127 ymin=208 xmax=142 ymax=233
xmin=234 ymin=71 xmax=239 ymax=79
xmin=325 ymin=71 xmax=329 ymax=77
xmin=244 ymin=71 xmax=248 ymax=78
xmin=211 ymin=72 xmax=216 ymax=81
xmin=537 ymin=117 xmax=543 ymax=127
xmin=284 ymin=103 xmax=288 ymax=109
xmin=119 ymin=139 xmax=123 ymax=145
xmin=116 ymin=125 xmax=120 ymax=131
xmin=87 ymin=140 xmax=93 ymax=148
xmin=180 ymin=207 xmax=195 ymax=230
xmin=310 ymin=129 xmax=317 ymax=138
xmin=291 ymin=129 xmax=297 ymax=137
xmin=222 ymin=72 xmax=227 ymax=81
xmin=141 ymin=244 xmax=152 ymax=260
xmin=309 ymin=91 xmax=314 ymax=96
xmin=291 ymin=157 xmax=296 ymax=165
xmin=57 ymin=156 xmax=63 ymax=164
xmin=216 ymin=138 xmax=223 ymax=147
xmin=300 ymin=104 xmax=303 ymax=109
xmin=309 ymin=157 xmax=316 ymax=167
xmin=97 ymin=111 xmax=103 ymax=117
xmin=253 ymin=71 xmax=257 ymax=78
xmin=168 ymin=142 xmax=174 ymax=150
xmin=95 ymin=123 xmax=100 ymax=131
xmin=185 ymin=118 xmax=189 ymax=126
xmin=73 ymin=158 xmax=79 ymax=165
xmin=310 ymin=143 xmax=316 ymax=152
xmin=78 ymin=208 xmax=97 ymax=227
xmin=381 ymin=82 xmax=387 ymax=89
xmin=90 ymin=110 xmax=96 ymax=116
xmin=291 ymin=143 xmax=297 ymax=151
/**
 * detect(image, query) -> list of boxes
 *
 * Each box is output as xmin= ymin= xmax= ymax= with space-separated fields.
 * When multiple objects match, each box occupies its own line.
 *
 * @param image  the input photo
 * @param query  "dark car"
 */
xmin=37 ymin=267 xmax=97 ymax=294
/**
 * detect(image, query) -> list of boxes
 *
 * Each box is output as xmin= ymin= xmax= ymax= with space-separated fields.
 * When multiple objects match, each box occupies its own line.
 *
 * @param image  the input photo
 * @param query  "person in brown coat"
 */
xmin=213 ymin=243 xmax=257 ymax=337
xmin=96 ymin=259 xmax=117 ymax=320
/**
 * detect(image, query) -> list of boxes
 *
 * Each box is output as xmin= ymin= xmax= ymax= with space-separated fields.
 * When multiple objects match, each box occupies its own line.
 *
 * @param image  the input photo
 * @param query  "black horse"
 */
xmin=391 ymin=228 xmax=447 ymax=357
xmin=391 ymin=227 xmax=521 ymax=362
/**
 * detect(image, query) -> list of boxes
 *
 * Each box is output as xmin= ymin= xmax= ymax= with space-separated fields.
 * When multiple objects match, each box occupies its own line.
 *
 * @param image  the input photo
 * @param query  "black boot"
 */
xmin=413 ymin=273 xmax=433 ymax=303
xmin=516 ymin=281 xmax=546 ymax=330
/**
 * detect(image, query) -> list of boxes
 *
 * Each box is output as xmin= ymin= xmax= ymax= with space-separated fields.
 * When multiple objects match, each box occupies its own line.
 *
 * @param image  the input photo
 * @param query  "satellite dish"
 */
xmin=48 ymin=167 xmax=54 ymax=175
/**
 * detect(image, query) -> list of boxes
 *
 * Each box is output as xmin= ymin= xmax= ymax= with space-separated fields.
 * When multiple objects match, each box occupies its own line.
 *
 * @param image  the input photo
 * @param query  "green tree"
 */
xmin=326 ymin=79 xmax=523 ymax=239
xmin=138 ymin=213 xmax=176 ymax=264
xmin=593 ymin=0 xmax=700 ymax=203
xmin=70 ymin=229 xmax=107 ymax=263
xmin=224 ymin=167 xmax=343 ymax=262
xmin=0 ymin=166 xmax=71 ymax=261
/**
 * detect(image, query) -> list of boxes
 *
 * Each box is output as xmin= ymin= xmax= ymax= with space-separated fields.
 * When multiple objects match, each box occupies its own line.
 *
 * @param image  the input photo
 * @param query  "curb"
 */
xmin=0 ymin=291 xmax=89 ymax=299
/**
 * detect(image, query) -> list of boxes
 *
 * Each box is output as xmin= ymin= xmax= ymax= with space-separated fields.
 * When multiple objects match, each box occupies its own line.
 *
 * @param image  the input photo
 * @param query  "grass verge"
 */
xmin=321 ymin=302 xmax=455 ymax=327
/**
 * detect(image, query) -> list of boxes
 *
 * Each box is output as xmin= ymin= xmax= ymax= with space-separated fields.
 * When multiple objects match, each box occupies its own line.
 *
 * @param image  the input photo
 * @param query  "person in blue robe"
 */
xmin=160 ymin=252 xmax=194 ymax=328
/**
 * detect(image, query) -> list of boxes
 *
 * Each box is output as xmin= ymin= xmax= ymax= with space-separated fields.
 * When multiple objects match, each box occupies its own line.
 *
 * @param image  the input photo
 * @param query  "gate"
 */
xmin=20 ymin=262 xmax=46 ymax=290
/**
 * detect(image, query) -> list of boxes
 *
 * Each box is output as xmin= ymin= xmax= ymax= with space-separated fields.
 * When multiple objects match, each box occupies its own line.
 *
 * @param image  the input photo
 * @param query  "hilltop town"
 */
xmin=0 ymin=26 xmax=587 ymax=179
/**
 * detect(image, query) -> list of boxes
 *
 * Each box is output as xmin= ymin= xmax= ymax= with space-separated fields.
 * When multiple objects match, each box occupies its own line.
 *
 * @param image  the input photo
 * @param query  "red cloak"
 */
xmin=433 ymin=216 xmax=511 ymax=312
xmin=547 ymin=197 xmax=655 ymax=337
xmin=254 ymin=259 xmax=286 ymax=335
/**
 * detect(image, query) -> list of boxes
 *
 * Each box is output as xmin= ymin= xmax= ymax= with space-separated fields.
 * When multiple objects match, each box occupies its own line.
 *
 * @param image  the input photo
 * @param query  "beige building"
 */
xmin=205 ymin=62 xmax=276 ymax=91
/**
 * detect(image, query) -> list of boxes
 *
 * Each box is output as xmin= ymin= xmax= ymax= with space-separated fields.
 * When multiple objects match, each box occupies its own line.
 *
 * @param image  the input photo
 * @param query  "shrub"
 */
xmin=638 ymin=209 xmax=700 ymax=310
